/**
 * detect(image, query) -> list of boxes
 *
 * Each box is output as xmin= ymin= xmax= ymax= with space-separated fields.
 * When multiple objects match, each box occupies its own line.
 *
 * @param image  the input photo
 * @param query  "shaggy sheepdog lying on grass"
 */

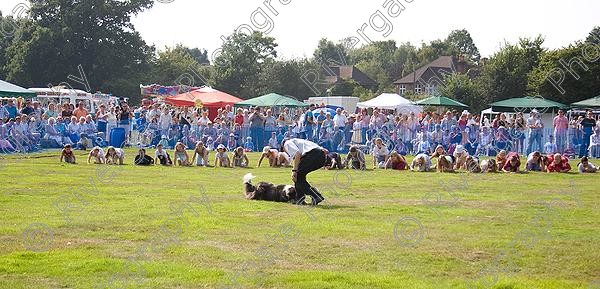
xmin=243 ymin=173 xmax=298 ymax=203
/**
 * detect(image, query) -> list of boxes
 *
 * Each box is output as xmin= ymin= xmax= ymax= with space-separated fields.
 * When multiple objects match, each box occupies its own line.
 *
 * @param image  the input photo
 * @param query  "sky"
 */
xmin=1 ymin=0 xmax=598 ymax=60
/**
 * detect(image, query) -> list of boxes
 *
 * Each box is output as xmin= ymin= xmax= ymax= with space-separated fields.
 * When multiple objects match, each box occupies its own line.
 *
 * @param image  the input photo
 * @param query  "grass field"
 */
xmin=0 ymin=149 xmax=598 ymax=289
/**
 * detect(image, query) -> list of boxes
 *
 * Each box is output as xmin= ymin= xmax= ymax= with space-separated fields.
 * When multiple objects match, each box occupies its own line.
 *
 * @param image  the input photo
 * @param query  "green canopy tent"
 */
xmin=571 ymin=96 xmax=600 ymax=108
xmin=416 ymin=95 xmax=468 ymax=108
xmin=234 ymin=93 xmax=308 ymax=108
xmin=489 ymin=96 xmax=568 ymax=113
xmin=0 ymin=79 xmax=36 ymax=98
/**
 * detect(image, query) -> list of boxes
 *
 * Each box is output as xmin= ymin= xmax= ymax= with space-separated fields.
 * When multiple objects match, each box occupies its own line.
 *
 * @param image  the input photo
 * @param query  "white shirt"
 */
xmin=372 ymin=144 xmax=389 ymax=157
xmin=284 ymin=138 xmax=320 ymax=158
xmin=155 ymin=149 xmax=168 ymax=158
xmin=333 ymin=114 xmax=347 ymax=128
xmin=113 ymin=148 xmax=124 ymax=158
xmin=278 ymin=152 xmax=291 ymax=165
xmin=92 ymin=148 xmax=105 ymax=159
xmin=159 ymin=113 xmax=171 ymax=129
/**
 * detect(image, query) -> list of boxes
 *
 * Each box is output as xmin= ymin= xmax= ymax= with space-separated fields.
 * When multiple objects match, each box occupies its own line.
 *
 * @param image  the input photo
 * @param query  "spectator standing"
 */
xmin=579 ymin=110 xmax=596 ymax=157
xmin=526 ymin=110 xmax=544 ymax=154
xmin=249 ymin=107 xmax=265 ymax=151
xmin=553 ymin=110 xmax=569 ymax=153
xmin=73 ymin=101 xmax=89 ymax=119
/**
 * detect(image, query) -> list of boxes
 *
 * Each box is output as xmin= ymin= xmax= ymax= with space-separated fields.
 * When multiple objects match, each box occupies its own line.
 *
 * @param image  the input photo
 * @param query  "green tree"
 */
xmin=181 ymin=46 xmax=210 ymax=65
xmin=4 ymin=0 xmax=155 ymax=100
xmin=258 ymin=59 xmax=319 ymax=99
xmin=587 ymin=26 xmax=600 ymax=44
xmin=478 ymin=36 xmax=545 ymax=103
xmin=416 ymin=39 xmax=453 ymax=65
xmin=445 ymin=29 xmax=480 ymax=62
xmin=439 ymin=73 xmax=485 ymax=111
xmin=528 ymin=42 xmax=600 ymax=104
xmin=313 ymin=38 xmax=349 ymax=66
xmin=151 ymin=46 xmax=211 ymax=87
xmin=0 ymin=12 xmax=25 ymax=78
xmin=212 ymin=31 xmax=278 ymax=98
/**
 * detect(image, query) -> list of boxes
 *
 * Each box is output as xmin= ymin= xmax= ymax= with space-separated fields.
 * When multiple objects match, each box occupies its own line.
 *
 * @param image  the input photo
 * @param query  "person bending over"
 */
xmin=174 ymin=142 xmax=191 ymax=166
xmin=525 ymin=151 xmax=543 ymax=172
xmin=283 ymin=138 xmax=327 ymax=205
xmin=258 ymin=146 xmax=279 ymax=167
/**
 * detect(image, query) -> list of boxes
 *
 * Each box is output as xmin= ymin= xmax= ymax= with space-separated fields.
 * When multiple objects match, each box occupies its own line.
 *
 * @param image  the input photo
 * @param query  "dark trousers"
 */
xmin=296 ymin=148 xmax=326 ymax=204
xmin=580 ymin=131 xmax=592 ymax=157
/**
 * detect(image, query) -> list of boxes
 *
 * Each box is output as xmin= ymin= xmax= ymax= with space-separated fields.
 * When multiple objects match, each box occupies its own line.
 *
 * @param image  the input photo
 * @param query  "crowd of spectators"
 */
xmin=1 ymin=98 xmax=599 ymax=169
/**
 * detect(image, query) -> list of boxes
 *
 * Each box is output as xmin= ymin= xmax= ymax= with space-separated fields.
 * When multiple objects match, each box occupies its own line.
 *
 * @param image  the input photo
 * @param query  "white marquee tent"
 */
xmin=357 ymin=93 xmax=422 ymax=114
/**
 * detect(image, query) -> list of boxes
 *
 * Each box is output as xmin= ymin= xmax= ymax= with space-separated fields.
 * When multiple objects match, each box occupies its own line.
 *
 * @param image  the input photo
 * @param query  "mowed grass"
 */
xmin=0 ymin=149 xmax=598 ymax=289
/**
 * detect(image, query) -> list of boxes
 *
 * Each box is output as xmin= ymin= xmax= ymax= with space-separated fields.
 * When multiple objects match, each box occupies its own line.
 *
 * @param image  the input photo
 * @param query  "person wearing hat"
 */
xmin=214 ymin=144 xmax=231 ymax=167
xmin=526 ymin=109 xmax=544 ymax=154
xmin=283 ymin=138 xmax=327 ymax=205
xmin=453 ymin=144 xmax=469 ymax=170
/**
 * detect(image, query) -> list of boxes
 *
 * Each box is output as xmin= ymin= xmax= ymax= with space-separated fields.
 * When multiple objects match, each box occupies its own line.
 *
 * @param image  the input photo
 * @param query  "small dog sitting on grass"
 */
xmin=243 ymin=173 xmax=298 ymax=203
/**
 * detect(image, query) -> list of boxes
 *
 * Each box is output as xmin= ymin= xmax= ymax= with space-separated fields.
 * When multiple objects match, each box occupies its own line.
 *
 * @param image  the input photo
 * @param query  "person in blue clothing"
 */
xmin=304 ymin=104 xmax=316 ymax=141
xmin=5 ymin=98 xmax=18 ymax=120
xmin=244 ymin=136 xmax=254 ymax=152
xmin=249 ymin=107 xmax=265 ymax=150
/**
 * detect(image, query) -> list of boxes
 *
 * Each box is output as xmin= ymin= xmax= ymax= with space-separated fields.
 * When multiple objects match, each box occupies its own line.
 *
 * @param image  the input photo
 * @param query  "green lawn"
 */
xmin=0 ymin=150 xmax=598 ymax=289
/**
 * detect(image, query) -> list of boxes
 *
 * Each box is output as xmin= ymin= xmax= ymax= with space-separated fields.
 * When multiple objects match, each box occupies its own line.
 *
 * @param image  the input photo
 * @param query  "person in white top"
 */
xmin=106 ymin=146 xmax=125 ymax=165
xmin=333 ymin=108 xmax=346 ymax=130
xmin=283 ymin=138 xmax=326 ymax=205
xmin=87 ymin=146 xmax=105 ymax=164
xmin=371 ymin=138 xmax=390 ymax=169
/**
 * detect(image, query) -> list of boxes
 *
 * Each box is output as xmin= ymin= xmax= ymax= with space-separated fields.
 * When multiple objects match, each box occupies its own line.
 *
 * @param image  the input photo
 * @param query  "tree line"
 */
xmin=0 ymin=1 xmax=598 ymax=110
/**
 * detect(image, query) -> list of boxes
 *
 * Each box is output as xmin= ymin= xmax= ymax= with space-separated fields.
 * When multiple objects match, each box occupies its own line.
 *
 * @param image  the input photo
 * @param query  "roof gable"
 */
xmin=394 ymin=56 xmax=456 ymax=84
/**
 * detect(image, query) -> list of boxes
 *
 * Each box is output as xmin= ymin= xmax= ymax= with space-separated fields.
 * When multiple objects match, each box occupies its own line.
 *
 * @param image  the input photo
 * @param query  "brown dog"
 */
xmin=480 ymin=159 xmax=498 ymax=173
xmin=437 ymin=155 xmax=455 ymax=172
xmin=465 ymin=156 xmax=482 ymax=173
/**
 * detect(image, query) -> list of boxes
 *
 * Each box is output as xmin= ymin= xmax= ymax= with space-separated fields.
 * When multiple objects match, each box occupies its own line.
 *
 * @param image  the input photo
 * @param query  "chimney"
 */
xmin=456 ymin=54 xmax=466 ymax=74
